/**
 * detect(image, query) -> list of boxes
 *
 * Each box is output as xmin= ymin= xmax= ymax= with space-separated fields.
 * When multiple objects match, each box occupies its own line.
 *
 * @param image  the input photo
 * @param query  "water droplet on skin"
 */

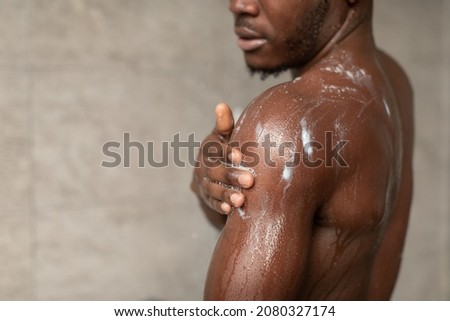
xmin=383 ymin=99 xmax=391 ymax=117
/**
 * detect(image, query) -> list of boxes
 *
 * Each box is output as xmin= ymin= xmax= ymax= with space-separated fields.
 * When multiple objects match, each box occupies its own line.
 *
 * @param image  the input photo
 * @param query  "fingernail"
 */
xmin=238 ymin=173 xmax=252 ymax=187
xmin=232 ymin=149 xmax=242 ymax=163
xmin=230 ymin=193 xmax=243 ymax=207
xmin=221 ymin=202 xmax=231 ymax=213
xmin=228 ymin=150 xmax=240 ymax=164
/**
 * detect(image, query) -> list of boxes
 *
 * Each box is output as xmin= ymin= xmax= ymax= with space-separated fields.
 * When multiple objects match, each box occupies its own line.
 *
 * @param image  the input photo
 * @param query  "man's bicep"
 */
xmin=204 ymin=151 xmax=316 ymax=300
xmin=204 ymin=207 xmax=312 ymax=299
xmin=203 ymin=90 xmax=329 ymax=300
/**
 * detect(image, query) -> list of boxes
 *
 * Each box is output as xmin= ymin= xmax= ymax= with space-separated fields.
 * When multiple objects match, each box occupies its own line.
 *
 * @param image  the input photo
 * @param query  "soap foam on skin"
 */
xmin=237 ymin=207 xmax=246 ymax=218
xmin=282 ymin=165 xmax=293 ymax=183
xmin=300 ymin=117 xmax=314 ymax=158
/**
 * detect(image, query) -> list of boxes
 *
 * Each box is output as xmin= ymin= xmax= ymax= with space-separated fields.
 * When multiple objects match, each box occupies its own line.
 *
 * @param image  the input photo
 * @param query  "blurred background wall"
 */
xmin=0 ymin=0 xmax=448 ymax=300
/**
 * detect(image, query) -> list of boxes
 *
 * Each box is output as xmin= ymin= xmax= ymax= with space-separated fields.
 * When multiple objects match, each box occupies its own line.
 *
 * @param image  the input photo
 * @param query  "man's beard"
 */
xmin=247 ymin=0 xmax=330 ymax=80
xmin=247 ymin=64 xmax=289 ymax=80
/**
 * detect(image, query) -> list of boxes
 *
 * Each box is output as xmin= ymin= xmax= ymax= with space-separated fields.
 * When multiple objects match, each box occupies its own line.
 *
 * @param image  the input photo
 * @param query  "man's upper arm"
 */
xmin=204 ymin=91 xmax=328 ymax=300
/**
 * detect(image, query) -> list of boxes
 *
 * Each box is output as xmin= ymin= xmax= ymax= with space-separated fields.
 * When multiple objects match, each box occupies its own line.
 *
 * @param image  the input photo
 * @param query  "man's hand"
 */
xmin=191 ymin=103 xmax=255 ymax=215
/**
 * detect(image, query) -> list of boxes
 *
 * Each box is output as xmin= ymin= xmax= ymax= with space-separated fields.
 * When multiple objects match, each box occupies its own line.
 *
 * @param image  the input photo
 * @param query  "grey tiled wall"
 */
xmin=0 ymin=0 xmax=448 ymax=300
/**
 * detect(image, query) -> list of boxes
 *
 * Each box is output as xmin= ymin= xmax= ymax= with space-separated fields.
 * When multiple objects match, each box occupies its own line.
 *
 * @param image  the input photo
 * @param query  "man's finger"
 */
xmin=215 ymin=103 xmax=234 ymax=138
xmin=205 ymin=163 xmax=255 ymax=189
xmin=227 ymin=148 xmax=243 ymax=164
xmin=207 ymin=195 xmax=232 ymax=215
xmin=202 ymin=178 xmax=246 ymax=207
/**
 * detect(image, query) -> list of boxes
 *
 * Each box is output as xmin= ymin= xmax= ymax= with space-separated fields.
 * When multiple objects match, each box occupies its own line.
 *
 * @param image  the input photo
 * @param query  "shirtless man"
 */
xmin=191 ymin=0 xmax=414 ymax=300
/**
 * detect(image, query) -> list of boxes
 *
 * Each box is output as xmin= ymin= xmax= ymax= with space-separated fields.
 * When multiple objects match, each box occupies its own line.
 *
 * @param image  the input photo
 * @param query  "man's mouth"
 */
xmin=235 ymin=27 xmax=267 ymax=52
xmin=237 ymin=38 xmax=267 ymax=52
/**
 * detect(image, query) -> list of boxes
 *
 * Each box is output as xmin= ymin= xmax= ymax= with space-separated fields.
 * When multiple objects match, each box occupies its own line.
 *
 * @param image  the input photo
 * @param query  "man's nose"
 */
xmin=229 ymin=0 xmax=259 ymax=16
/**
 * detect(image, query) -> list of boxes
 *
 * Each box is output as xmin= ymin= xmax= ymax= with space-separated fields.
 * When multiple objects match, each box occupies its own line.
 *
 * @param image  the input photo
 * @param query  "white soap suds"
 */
xmin=321 ymin=64 xmax=369 ymax=87
xmin=282 ymin=165 xmax=293 ymax=184
xmin=300 ymin=117 xmax=313 ymax=158
xmin=237 ymin=207 xmax=246 ymax=218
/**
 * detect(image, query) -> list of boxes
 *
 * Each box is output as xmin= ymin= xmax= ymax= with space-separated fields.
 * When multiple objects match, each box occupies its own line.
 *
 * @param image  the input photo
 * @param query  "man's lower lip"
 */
xmin=237 ymin=38 xmax=267 ymax=51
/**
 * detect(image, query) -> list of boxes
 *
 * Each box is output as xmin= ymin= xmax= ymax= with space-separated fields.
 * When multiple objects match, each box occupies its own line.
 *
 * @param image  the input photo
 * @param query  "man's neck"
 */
xmin=290 ymin=10 xmax=375 ymax=79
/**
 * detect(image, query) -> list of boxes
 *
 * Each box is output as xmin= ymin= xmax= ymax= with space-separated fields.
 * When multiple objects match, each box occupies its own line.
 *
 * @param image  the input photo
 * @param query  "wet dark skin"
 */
xmin=191 ymin=0 xmax=413 ymax=300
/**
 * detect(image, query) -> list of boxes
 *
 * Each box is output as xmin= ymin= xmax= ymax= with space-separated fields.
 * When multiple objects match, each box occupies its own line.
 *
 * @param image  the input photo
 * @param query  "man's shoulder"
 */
xmin=236 ymin=71 xmax=379 ymax=142
xmin=251 ymin=60 xmax=376 ymax=109
xmin=233 ymin=70 xmax=395 ymax=177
